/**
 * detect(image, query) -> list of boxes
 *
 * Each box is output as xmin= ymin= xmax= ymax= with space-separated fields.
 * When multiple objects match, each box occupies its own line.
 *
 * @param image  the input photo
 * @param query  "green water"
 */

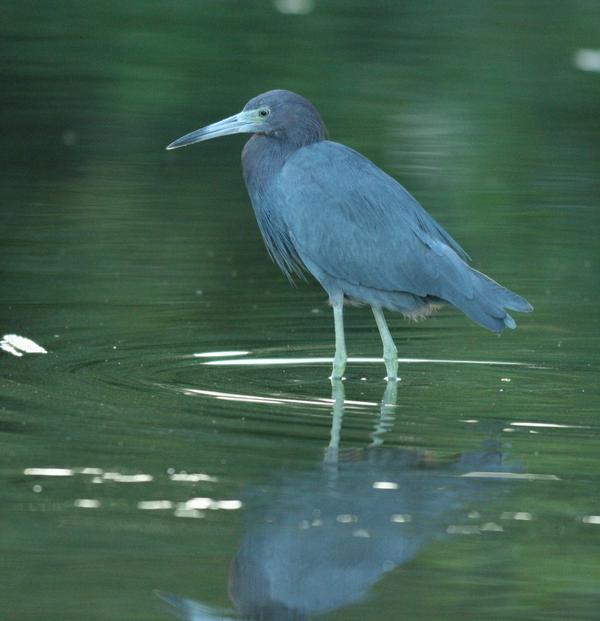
xmin=2 ymin=2 xmax=600 ymax=619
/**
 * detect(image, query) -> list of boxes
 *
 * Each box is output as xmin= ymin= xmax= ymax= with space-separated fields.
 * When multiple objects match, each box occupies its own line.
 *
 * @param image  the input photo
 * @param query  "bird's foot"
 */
xmin=383 ymin=349 xmax=398 ymax=381
xmin=330 ymin=353 xmax=347 ymax=380
xmin=382 ymin=378 xmax=398 ymax=405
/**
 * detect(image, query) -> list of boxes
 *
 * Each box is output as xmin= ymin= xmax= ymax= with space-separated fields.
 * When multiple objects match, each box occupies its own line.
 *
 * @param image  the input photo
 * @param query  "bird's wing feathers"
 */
xmin=275 ymin=141 xmax=471 ymax=299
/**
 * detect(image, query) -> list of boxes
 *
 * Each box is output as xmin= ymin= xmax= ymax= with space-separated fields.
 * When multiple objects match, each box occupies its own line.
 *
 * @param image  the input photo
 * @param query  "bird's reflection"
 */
xmin=160 ymin=380 xmax=511 ymax=621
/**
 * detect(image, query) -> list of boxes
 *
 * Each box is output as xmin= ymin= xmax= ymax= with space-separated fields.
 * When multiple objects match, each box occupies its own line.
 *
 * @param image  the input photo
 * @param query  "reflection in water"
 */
xmin=160 ymin=381 xmax=513 ymax=621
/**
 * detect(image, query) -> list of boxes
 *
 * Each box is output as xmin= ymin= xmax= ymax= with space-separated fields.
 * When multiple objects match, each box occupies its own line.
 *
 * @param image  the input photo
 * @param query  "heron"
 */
xmin=167 ymin=90 xmax=532 ymax=380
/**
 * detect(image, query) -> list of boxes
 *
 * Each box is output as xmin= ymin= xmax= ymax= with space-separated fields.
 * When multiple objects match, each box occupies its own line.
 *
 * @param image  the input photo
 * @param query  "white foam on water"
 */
xmin=1 ymin=334 xmax=47 ymax=356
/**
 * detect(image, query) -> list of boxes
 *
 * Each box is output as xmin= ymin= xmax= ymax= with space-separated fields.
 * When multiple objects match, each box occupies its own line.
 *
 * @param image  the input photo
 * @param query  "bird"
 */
xmin=166 ymin=89 xmax=532 ymax=380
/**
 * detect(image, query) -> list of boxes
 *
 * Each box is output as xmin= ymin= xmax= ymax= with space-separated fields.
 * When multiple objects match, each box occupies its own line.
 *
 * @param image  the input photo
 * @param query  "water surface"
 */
xmin=2 ymin=2 xmax=600 ymax=620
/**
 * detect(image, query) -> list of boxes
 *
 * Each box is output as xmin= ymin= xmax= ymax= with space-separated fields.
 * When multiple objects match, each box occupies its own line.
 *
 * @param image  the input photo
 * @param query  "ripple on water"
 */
xmin=33 ymin=343 xmax=571 ymax=426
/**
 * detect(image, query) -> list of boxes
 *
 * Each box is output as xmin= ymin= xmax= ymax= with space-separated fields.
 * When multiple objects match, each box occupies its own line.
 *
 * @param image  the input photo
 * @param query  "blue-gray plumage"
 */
xmin=167 ymin=89 xmax=532 ymax=380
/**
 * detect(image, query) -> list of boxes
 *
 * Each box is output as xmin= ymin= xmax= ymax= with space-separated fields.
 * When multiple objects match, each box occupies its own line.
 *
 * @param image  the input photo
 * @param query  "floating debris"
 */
xmin=1 ymin=334 xmax=47 ymax=357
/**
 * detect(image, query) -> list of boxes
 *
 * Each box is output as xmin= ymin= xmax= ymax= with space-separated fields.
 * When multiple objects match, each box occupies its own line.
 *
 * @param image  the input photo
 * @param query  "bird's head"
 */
xmin=166 ymin=90 xmax=327 ymax=151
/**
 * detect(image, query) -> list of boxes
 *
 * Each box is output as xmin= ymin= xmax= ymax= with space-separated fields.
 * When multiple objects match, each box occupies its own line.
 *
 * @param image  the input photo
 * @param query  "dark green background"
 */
xmin=2 ymin=1 xmax=600 ymax=620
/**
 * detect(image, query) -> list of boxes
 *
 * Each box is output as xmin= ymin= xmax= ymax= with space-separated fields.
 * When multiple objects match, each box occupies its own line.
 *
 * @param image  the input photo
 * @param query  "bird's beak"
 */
xmin=166 ymin=110 xmax=259 ymax=150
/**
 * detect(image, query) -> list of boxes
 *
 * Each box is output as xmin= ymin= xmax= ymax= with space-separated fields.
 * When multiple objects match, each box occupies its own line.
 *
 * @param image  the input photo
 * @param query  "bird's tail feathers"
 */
xmin=457 ymin=267 xmax=533 ymax=333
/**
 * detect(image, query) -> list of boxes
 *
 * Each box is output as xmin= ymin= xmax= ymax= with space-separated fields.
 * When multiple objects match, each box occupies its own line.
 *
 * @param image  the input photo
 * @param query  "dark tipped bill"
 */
xmin=166 ymin=111 xmax=257 ymax=150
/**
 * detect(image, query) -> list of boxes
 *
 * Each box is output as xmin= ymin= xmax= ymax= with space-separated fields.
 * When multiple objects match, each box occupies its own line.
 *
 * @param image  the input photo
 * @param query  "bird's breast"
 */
xmin=241 ymin=138 xmax=305 ymax=280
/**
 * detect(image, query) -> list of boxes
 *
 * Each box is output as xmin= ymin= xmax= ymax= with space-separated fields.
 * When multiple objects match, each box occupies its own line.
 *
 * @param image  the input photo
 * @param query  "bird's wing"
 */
xmin=275 ymin=140 xmax=471 ymax=297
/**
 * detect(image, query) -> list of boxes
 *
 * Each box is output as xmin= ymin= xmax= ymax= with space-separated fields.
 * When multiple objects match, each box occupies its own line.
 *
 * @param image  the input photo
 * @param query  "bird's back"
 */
xmin=271 ymin=141 xmax=531 ymax=331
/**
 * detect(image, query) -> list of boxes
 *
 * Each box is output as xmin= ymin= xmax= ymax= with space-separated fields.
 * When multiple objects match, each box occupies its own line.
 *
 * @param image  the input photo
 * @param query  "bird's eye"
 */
xmin=258 ymin=108 xmax=270 ymax=117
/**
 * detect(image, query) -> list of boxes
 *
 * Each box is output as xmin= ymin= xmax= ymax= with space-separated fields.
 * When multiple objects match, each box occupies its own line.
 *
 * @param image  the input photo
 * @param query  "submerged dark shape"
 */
xmin=167 ymin=89 xmax=533 ymax=379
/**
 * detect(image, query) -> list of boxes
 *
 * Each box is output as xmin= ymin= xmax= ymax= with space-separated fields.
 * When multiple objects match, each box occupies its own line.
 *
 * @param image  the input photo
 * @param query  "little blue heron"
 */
xmin=167 ymin=90 xmax=532 ymax=380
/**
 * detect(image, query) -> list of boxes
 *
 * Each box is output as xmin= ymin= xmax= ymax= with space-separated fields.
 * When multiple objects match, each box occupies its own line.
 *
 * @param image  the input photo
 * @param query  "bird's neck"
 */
xmin=240 ymin=134 xmax=307 ymax=280
xmin=241 ymin=134 xmax=297 ymax=197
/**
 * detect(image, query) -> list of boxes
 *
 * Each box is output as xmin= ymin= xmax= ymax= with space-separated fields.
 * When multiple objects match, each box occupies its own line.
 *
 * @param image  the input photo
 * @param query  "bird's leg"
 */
xmin=372 ymin=307 xmax=398 ymax=380
xmin=325 ymin=379 xmax=345 ymax=465
xmin=330 ymin=298 xmax=347 ymax=380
